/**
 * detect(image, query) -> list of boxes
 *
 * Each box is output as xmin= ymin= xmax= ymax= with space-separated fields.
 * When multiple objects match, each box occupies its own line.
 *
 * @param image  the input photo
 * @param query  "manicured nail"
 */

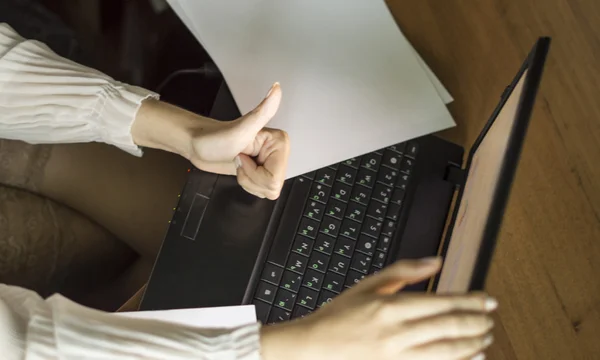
xmin=483 ymin=334 xmax=494 ymax=347
xmin=266 ymin=82 xmax=279 ymax=97
xmin=234 ymin=156 xmax=242 ymax=169
xmin=485 ymin=297 xmax=498 ymax=311
xmin=471 ymin=353 xmax=486 ymax=360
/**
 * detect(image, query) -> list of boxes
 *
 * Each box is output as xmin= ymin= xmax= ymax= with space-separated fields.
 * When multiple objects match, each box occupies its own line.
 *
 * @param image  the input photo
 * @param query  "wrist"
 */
xmin=131 ymin=99 xmax=217 ymax=159
xmin=260 ymin=321 xmax=318 ymax=360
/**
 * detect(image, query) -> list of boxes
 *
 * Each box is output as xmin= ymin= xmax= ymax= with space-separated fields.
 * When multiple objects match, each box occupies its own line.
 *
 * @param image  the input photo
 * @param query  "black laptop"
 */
xmin=139 ymin=38 xmax=550 ymax=323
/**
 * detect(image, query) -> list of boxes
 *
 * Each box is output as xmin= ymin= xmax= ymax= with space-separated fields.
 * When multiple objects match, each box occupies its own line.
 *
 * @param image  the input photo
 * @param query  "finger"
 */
xmin=236 ymin=163 xmax=267 ymax=199
xmin=238 ymin=83 xmax=282 ymax=137
xmin=395 ymin=313 xmax=493 ymax=349
xmin=236 ymin=154 xmax=283 ymax=200
xmin=348 ymin=258 xmax=442 ymax=295
xmin=402 ymin=334 xmax=493 ymax=360
xmin=393 ymin=294 xmax=497 ymax=321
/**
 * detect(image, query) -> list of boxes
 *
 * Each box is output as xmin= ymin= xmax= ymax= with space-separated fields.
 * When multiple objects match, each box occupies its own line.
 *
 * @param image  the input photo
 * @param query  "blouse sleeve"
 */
xmin=0 ymin=284 xmax=262 ymax=360
xmin=0 ymin=22 xmax=158 ymax=156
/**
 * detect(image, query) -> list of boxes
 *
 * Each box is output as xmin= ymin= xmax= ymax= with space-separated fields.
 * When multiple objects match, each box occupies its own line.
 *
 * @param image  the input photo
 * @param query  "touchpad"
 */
xmin=141 ymin=175 xmax=276 ymax=310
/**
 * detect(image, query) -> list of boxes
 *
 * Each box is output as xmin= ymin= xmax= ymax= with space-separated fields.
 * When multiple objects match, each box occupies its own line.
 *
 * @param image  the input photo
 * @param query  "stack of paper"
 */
xmin=166 ymin=0 xmax=455 ymax=178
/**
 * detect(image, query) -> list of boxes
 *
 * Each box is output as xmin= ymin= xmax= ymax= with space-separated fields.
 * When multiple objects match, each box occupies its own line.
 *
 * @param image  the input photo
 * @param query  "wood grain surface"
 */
xmin=386 ymin=0 xmax=600 ymax=359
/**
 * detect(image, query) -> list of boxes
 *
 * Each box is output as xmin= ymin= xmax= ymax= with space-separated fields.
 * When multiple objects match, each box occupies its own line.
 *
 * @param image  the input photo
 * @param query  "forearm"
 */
xmin=131 ymin=99 xmax=222 ymax=160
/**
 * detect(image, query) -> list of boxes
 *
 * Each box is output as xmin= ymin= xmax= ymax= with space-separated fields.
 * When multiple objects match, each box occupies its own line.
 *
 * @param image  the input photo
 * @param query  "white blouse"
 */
xmin=0 ymin=23 xmax=261 ymax=360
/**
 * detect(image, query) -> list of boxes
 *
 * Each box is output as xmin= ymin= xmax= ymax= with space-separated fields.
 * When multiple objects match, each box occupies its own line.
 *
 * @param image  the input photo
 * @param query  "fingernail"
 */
xmin=485 ymin=297 xmax=498 ymax=311
xmin=234 ymin=156 xmax=242 ymax=169
xmin=266 ymin=82 xmax=279 ymax=98
xmin=483 ymin=334 xmax=494 ymax=347
xmin=471 ymin=353 xmax=486 ymax=360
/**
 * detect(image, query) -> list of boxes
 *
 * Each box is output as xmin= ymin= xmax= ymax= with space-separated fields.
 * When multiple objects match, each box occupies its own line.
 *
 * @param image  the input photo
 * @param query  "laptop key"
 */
xmin=356 ymin=168 xmax=376 ymax=188
xmin=382 ymin=150 xmax=402 ymax=171
xmin=303 ymin=200 xmax=325 ymax=221
xmin=339 ymin=219 xmax=360 ymax=240
xmin=333 ymin=237 xmax=355 ymax=257
xmin=298 ymin=217 xmax=319 ymax=239
xmin=314 ymin=233 xmax=335 ymax=255
xmin=317 ymin=290 xmax=337 ymax=307
xmin=292 ymin=305 xmax=311 ymax=319
xmin=267 ymin=177 xmax=311 ymax=267
xmin=378 ymin=167 xmax=399 ymax=187
xmin=253 ymin=299 xmax=271 ymax=323
xmin=315 ymin=168 xmax=336 ymax=187
xmin=302 ymin=269 xmax=325 ymax=291
xmin=345 ymin=270 xmax=366 ymax=288
xmin=377 ymin=235 xmax=392 ymax=252
xmin=297 ymin=287 xmax=319 ymax=309
xmin=261 ymin=263 xmax=284 ymax=285
xmin=286 ymin=253 xmax=308 ymax=274
xmin=301 ymin=171 xmax=316 ymax=180
xmin=308 ymin=183 xmax=331 ymax=204
xmin=367 ymin=201 xmax=388 ymax=221
xmin=323 ymin=272 xmax=344 ymax=293
xmin=386 ymin=202 xmax=402 ymax=221
xmin=329 ymin=254 xmax=350 ymax=276
xmin=345 ymin=202 xmax=366 ymax=223
xmin=337 ymin=165 xmax=357 ymax=186
xmin=381 ymin=220 xmax=396 ymax=237
xmin=268 ymin=306 xmax=291 ymax=323
xmin=391 ymin=188 xmax=405 ymax=206
xmin=362 ymin=217 xmax=383 ymax=239
xmin=281 ymin=270 xmax=303 ymax=293
xmin=342 ymin=157 xmax=361 ymax=169
xmin=356 ymin=234 xmax=377 ymax=256
xmin=351 ymin=186 xmax=372 ymax=205
xmin=320 ymin=216 xmax=341 ymax=238
xmin=373 ymin=251 xmax=387 ymax=268
xmin=275 ymin=288 xmax=297 ymax=311
xmin=292 ymin=235 xmax=313 ymax=256
xmin=396 ymin=173 xmax=410 ymax=191
xmin=308 ymin=251 xmax=329 ymax=273
xmin=361 ymin=152 xmax=382 ymax=172
xmin=372 ymin=183 xmax=392 ymax=204
xmin=332 ymin=182 xmax=352 ymax=202
xmin=351 ymin=252 xmax=373 ymax=274
xmin=400 ymin=157 xmax=415 ymax=175
xmin=256 ymin=281 xmax=278 ymax=303
xmin=405 ymin=141 xmax=419 ymax=158
xmin=325 ymin=199 xmax=347 ymax=220
xmin=388 ymin=142 xmax=406 ymax=154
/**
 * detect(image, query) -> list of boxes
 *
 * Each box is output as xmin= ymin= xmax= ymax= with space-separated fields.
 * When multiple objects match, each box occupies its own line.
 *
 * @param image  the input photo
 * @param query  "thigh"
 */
xmin=0 ymin=185 xmax=135 ymax=299
xmin=0 ymin=139 xmax=190 ymax=261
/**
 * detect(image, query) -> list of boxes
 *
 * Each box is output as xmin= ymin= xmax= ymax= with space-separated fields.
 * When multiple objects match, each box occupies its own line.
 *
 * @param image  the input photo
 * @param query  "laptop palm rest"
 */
xmin=141 ymin=174 xmax=276 ymax=310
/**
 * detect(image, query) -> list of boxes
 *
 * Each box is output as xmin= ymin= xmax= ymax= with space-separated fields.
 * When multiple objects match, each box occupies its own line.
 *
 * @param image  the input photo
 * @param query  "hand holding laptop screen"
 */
xmin=260 ymin=258 xmax=496 ymax=360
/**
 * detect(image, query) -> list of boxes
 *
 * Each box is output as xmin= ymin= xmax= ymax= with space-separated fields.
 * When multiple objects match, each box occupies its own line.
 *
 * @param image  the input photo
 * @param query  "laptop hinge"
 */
xmin=444 ymin=164 xmax=466 ymax=188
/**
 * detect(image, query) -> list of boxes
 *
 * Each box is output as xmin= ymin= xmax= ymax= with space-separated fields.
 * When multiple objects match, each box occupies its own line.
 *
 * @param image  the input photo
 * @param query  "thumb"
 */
xmin=237 ymin=82 xmax=282 ymax=135
xmin=353 ymin=257 xmax=442 ymax=295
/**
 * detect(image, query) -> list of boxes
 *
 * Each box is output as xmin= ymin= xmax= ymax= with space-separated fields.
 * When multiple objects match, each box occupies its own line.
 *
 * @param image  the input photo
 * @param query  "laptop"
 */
xmin=139 ymin=38 xmax=551 ymax=323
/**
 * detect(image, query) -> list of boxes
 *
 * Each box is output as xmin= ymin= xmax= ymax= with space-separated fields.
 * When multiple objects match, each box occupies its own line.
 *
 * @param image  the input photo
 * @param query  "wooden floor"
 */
xmin=386 ymin=0 xmax=600 ymax=359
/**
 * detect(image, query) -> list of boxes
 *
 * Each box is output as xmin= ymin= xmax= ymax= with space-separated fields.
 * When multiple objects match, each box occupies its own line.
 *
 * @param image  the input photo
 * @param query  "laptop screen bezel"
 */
xmin=433 ymin=37 xmax=551 ymax=292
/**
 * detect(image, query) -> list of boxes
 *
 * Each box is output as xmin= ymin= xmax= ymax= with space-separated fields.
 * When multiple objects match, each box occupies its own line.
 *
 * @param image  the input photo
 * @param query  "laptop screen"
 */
xmin=435 ymin=71 xmax=529 ymax=293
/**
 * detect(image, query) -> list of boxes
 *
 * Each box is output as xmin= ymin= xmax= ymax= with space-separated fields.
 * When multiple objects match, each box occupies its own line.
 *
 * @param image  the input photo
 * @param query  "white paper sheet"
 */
xmin=167 ymin=0 xmax=455 ymax=178
xmin=119 ymin=305 xmax=257 ymax=328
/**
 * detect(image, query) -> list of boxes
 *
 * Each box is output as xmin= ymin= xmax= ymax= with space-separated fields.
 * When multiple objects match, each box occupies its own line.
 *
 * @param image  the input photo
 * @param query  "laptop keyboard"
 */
xmin=252 ymin=141 xmax=419 ymax=323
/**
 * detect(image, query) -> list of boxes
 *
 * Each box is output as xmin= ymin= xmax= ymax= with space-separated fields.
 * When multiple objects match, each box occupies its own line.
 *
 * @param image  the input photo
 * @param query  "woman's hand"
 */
xmin=132 ymin=83 xmax=289 ymax=199
xmin=260 ymin=258 xmax=497 ymax=360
